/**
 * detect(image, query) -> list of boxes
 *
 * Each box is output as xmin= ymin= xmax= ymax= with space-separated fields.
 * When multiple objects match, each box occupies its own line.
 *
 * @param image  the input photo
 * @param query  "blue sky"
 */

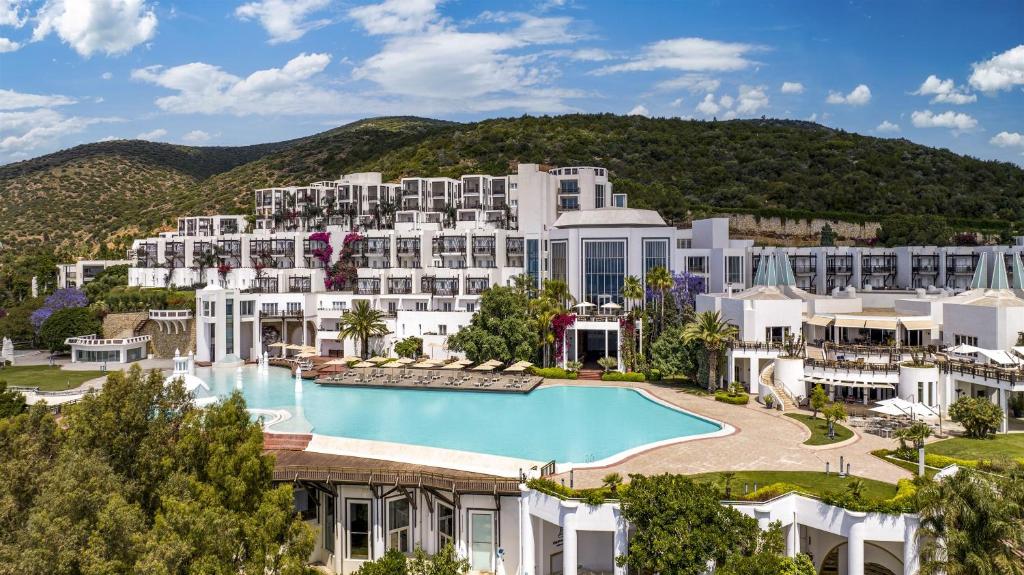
xmin=1 ymin=0 xmax=1022 ymax=166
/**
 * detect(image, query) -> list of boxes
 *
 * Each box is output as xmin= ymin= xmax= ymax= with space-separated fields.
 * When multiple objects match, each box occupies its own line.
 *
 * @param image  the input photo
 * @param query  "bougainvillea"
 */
xmin=619 ymin=315 xmax=639 ymax=372
xmin=323 ymin=231 xmax=363 ymax=291
xmin=216 ymin=263 xmax=233 ymax=285
xmin=308 ymin=232 xmax=334 ymax=269
xmin=30 ymin=288 xmax=88 ymax=332
xmin=551 ymin=312 xmax=576 ymax=362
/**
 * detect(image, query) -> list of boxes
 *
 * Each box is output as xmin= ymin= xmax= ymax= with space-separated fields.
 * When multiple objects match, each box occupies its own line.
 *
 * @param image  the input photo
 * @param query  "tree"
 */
xmin=809 ymin=384 xmax=827 ymax=419
xmin=948 ymin=396 xmax=1004 ymax=438
xmin=819 ymin=223 xmax=836 ymax=247
xmin=617 ymin=474 xmax=757 ymax=575
xmin=877 ymin=214 xmax=953 ymax=247
xmin=650 ymin=325 xmax=700 ymax=378
xmin=38 ymin=307 xmax=101 ymax=353
xmin=394 ymin=336 xmax=423 ymax=359
xmin=0 ymin=381 xmax=26 ymax=418
xmin=717 ymin=522 xmax=816 ymax=575
xmin=645 ymin=266 xmax=673 ymax=334
xmin=83 ymin=264 xmax=130 ymax=303
xmin=530 ymin=279 xmax=574 ymax=366
xmin=821 ymin=402 xmax=848 ymax=439
xmin=29 ymin=287 xmax=88 ymax=332
xmin=338 ymin=300 xmax=390 ymax=359
xmin=917 ymin=469 xmax=1024 ymax=575
xmin=894 ymin=420 xmax=932 ymax=456
xmin=408 ymin=543 xmax=470 ymax=575
xmin=621 ymin=275 xmax=644 ymax=312
xmin=681 ymin=310 xmax=738 ymax=391
xmin=354 ymin=548 xmax=408 ymax=575
xmin=448 ymin=286 xmax=537 ymax=364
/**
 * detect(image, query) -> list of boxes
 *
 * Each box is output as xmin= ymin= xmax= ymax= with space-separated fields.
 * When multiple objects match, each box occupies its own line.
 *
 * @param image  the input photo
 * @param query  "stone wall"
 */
xmin=722 ymin=213 xmax=880 ymax=242
xmin=102 ymin=312 xmax=196 ymax=359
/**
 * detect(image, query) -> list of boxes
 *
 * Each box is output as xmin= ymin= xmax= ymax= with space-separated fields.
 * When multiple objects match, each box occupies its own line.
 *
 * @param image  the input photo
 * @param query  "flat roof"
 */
xmin=553 ymin=207 xmax=666 ymax=228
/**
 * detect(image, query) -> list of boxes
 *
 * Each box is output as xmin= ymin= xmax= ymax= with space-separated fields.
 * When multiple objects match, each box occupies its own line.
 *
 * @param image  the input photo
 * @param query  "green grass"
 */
xmin=927 ymin=434 xmax=1024 ymax=460
xmin=871 ymin=449 xmax=939 ymax=479
xmin=785 ymin=412 xmax=854 ymax=445
xmin=0 ymin=365 xmax=106 ymax=391
xmin=658 ymin=375 xmax=711 ymax=396
xmin=689 ymin=470 xmax=899 ymax=501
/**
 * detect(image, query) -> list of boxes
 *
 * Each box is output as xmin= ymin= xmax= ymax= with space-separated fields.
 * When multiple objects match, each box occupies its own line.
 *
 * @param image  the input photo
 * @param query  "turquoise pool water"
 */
xmin=198 ymin=366 xmax=721 ymax=463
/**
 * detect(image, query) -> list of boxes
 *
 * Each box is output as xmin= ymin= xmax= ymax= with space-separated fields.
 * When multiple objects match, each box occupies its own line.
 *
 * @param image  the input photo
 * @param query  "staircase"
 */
xmin=263 ymin=433 xmax=312 ymax=451
xmin=759 ymin=363 xmax=796 ymax=411
xmin=577 ymin=369 xmax=603 ymax=381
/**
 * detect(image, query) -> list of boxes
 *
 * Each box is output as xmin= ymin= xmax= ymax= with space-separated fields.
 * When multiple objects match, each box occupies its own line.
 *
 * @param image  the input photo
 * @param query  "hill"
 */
xmin=2 ymin=114 xmax=1023 ymax=258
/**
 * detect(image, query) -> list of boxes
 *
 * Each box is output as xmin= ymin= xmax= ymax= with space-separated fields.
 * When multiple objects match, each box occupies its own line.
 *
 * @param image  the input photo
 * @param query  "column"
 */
xmin=999 ymin=388 xmax=1009 ymax=434
xmin=613 ymin=509 xmax=628 ymax=575
xmin=562 ymin=503 xmax=578 ymax=575
xmin=847 ymin=519 xmax=866 ymax=575
xmin=372 ymin=497 xmax=385 ymax=559
xmin=786 ymin=519 xmax=799 ymax=558
xmin=520 ymin=488 xmax=536 ymax=575
xmin=748 ymin=359 xmax=759 ymax=394
xmin=726 ymin=354 xmax=736 ymax=387
xmin=902 ymin=516 xmax=920 ymax=575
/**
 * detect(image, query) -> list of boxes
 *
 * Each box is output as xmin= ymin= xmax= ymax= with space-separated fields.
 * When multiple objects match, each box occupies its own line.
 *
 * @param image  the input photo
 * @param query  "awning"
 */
xmin=900 ymin=318 xmax=936 ymax=331
xmin=806 ymin=315 xmax=834 ymax=327
xmin=802 ymin=377 xmax=894 ymax=390
xmin=863 ymin=318 xmax=898 ymax=330
xmin=834 ymin=318 xmax=866 ymax=329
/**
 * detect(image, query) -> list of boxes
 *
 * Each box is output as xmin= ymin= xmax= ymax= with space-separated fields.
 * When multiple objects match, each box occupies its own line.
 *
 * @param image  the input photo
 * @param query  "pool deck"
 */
xmin=314 ymin=369 xmax=543 ymax=394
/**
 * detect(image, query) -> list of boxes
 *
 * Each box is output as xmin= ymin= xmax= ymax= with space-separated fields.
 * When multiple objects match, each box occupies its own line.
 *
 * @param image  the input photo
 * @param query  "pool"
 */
xmin=198 ymin=366 xmax=723 ymax=464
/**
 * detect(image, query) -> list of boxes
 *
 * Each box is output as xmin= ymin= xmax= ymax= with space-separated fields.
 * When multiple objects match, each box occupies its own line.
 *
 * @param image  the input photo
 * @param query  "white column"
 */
xmin=786 ymin=519 xmax=798 ymax=558
xmin=748 ymin=359 xmax=759 ymax=394
xmin=613 ymin=509 xmax=628 ymax=575
xmin=902 ymin=516 xmax=920 ymax=575
xmin=847 ymin=518 xmax=866 ymax=575
xmin=335 ymin=492 xmax=343 ymax=574
xmin=999 ymin=388 xmax=1009 ymax=433
xmin=520 ymin=488 xmax=536 ymax=575
xmin=373 ymin=497 xmax=385 ymax=558
xmin=726 ymin=354 xmax=736 ymax=387
xmin=562 ymin=503 xmax=578 ymax=575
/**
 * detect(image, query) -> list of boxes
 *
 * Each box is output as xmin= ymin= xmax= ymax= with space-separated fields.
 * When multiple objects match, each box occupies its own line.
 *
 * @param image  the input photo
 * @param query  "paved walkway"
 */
xmin=546 ymin=379 xmax=912 ymax=488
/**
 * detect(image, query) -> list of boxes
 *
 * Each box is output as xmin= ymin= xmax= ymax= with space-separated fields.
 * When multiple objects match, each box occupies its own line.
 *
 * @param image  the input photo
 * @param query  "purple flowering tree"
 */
xmin=30 ymin=288 xmax=88 ymax=332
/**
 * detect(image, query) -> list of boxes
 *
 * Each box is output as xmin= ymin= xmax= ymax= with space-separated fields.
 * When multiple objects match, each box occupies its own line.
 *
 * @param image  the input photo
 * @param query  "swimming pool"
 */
xmin=198 ymin=366 xmax=723 ymax=464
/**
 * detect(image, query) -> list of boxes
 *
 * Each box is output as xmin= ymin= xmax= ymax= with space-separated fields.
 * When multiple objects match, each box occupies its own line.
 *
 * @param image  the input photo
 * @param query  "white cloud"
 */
xmin=876 ymin=120 xmax=900 ymax=133
xmin=913 ymin=74 xmax=976 ymax=105
xmin=0 ymin=88 xmax=76 ymax=110
xmin=780 ymin=81 xmax=804 ymax=94
xmin=181 ymin=129 xmax=212 ymax=144
xmin=235 ymin=0 xmax=331 ymax=44
xmin=0 ymin=0 xmax=28 ymax=27
xmin=136 ymin=128 xmax=167 ymax=140
xmin=627 ymin=104 xmax=650 ymax=117
xmin=101 ymin=71 xmax=113 ymax=80
xmin=655 ymin=74 xmax=720 ymax=93
xmin=669 ymin=97 xmax=683 ymax=108
xmin=594 ymin=37 xmax=764 ymax=75
xmin=0 ymin=37 xmax=19 ymax=52
xmin=911 ymin=109 xmax=978 ymax=132
xmin=969 ymin=45 xmax=1024 ymax=92
xmin=32 ymin=0 xmax=157 ymax=57
xmin=348 ymin=0 xmax=444 ymax=36
xmin=568 ymin=48 xmax=611 ymax=62
xmin=826 ymin=84 xmax=871 ymax=106
xmin=990 ymin=131 xmax=1024 ymax=147
xmin=696 ymin=93 xmax=720 ymax=115
xmin=0 ymin=108 xmax=118 ymax=157
xmin=735 ymin=85 xmax=768 ymax=114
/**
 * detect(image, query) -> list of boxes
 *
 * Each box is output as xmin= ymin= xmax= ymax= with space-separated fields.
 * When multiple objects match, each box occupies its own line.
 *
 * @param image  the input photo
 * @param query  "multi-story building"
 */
xmin=57 ymin=259 xmax=131 ymax=289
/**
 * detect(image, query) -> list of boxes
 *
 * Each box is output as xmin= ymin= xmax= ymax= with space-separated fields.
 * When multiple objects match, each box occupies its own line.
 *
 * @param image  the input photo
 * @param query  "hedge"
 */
xmin=530 ymin=367 xmax=577 ymax=380
xmin=601 ymin=371 xmax=646 ymax=382
xmin=714 ymin=391 xmax=750 ymax=405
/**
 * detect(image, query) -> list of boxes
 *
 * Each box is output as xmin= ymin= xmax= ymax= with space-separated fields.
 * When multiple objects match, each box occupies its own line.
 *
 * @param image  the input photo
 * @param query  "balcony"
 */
xmin=272 ymin=241 xmax=295 ymax=257
xmin=388 ymin=279 xmax=412 ymax=294
xmin=396 ymin=239 xmax=420 ymax=256
xmin=433 ymin=236 xmax=467 ymax=256
xmin=472 ymin=237 xmax=496 ymax=256
xmin=506 ymin=238 xmax=525 ymax=256
xmin=466 ymin=278 xmax=490 ymax=295
xmin=288 ymin=277 xmax=312 ymax=293
xmin=826 ymin=257 xmax=854 ymax=275
xmin=356 ymin=279 xmax=381 ymax=295
xmin=249 ymin=278 xmax=279 ymax=294
xmin=421 ymin=276 xmax=459 ymax=296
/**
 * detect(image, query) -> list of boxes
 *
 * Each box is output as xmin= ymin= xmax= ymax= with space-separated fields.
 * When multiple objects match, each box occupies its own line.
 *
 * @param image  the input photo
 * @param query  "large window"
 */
xmin=387 ymin=499 xmax=411 ymax=552
xmin=559 ymin=179 xmax=579 ymax=194
xmin=437 ymin=503 xmax=454 ymax=549
xmin=225 ymin=299 xmax=234 ymax=355
xmin=550 ymin=241 xmax=567 ymax=283
xmin=583 ymin=239 xmax=626 ymax=305
xmin=642 ymin=239 xmax=669 ymax=278
xmin=469 ymin=512 xmax=495 ymax=572
xmin=687 ymin=256 xmax=708 ymax=274
xmin=595 ymin=184 xmax=605 ymax=208
xmin=726 ymin=256 xmax=744 ymax=284
xmin=347 ymin=500 xmax=370 ymax=560
xmin=526 ymin=239 xmax=540 ymax=287
xmin=324 ymin=494 xmax=335 ymax=554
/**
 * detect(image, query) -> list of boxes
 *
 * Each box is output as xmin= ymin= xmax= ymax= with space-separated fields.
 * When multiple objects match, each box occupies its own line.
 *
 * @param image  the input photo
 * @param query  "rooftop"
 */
xmin=552 ymin=207 xmax=666 ymax=228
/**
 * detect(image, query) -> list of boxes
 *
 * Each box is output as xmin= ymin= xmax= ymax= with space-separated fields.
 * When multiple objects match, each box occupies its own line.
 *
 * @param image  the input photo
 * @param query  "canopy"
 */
xmin=803 ymin=377 xmax=894 ymax=390
xmin=441 ymin=362 xmax=465 ymax=370
xmin=600 ymin=302 xmax=622 ymax=310
xmin=976 ymin=348 xmax=1020 ymax=365
xmin=353 ymin=361 xmax=375 ymax=368
xmin=503 ymin=365 xmax=528 ymax=372
xmin=395 ymin=357 xmax=416 ymax=365
xmin=412 ymin=361 xmax=437 ymax=368
xmin=806 ymin=315 xmax=834 ymax=327
xmin=509 ymin=360 xmax=534 ymax=369
xmin=900 ymin=318 xmax=936 ymax=331
xmin=946 ymin=344 xmax=981 ymax=355
xmin=378 ymin=360 xmax=401 ymax=367
xmin=268 ymin=342 xmax=289 ymax=348
xmin=834 ymin=318 xmax=866 ymax=329
xmin=472 ymin=363 xmax=500 ymax=371
xmin=296 ymin=352 xmax=317 ymax=358
xmin=871 ymin=399 xmax=939 ymax=419
xmin=367 ymin=356 xmax=390 ymax=363
xmin=864 ymin=318 xmax=898 ymax=330
xmin=574 ymin=302 xmax=595 ymax=308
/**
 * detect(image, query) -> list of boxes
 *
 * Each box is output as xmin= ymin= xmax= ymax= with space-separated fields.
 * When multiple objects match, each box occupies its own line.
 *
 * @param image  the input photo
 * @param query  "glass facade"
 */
xmin=526 ymin=239 xmax=540 ymax=287
xmin=583 ymin=240 xmax=626 ymax=305
xmin=550 ymin=241 xmax=567 ymax=283
xmin=726 ymin=256 xmax=744 ymax=284
xmin=225 ymin=299 xmax=234 ymax=355
xmin=347 ymin=500 xmax=369 ymax=559
xmin=643 ymin=239 xmax=669 ymax=277
xmin=595 ymin=183 xmax=605 ymax=208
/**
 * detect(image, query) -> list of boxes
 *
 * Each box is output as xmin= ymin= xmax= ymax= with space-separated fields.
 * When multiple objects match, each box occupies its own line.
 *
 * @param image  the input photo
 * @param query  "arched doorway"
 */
xmin=819 ymin=545 xmax=899 ymax=575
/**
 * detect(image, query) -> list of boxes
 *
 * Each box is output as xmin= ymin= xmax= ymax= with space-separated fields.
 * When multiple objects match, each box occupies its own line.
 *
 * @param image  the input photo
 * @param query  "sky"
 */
xmin=0 ymin=0 xmax=1023 ymax=166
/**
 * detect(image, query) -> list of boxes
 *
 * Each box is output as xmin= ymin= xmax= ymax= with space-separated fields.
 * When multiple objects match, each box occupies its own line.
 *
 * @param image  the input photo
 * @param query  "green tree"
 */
xmin=530 ymin=279 xmax=574 ymax=366
xmin=894 ymin=420 xmax=933 ymax=458
xmin=394 ymin=336 xmax=423 ymax=359
xmin=681 ymin=310 xmax=738 ymax=391
xmin=448 ymin=286 xmax=537 ymax=364
xmin=917 ymin=469 xmax=1024 ymax=575
xmin=0 ymin=381 xmax=26 ymax=418
xmin=819 ymin=223 xmax=836 ymax=247
xmin=408 ymin=543 xmax=469 ymax=575
xmin=821 ymin=402 xmax=848 ymax=439
xmin=83 ymin=264 xmax=130 ymax=303
xmin=717 ymin=522 xmax=816 ymax=575
xmin=650 ymin=325 xmax=700 ymax=378
xmin=338 ymin=300 xmax=390 ymax=359
xmin=354 ymin=548 xmax=409 ymax=575
xmin=616 ymin=474 xmax=756 ymax=575
xmin=645 ymin=266 xmax=673 ymax=334
xmin=38 ymin=307 xmax=101 ymax=353
xmin=949 ymin=396 xmax=1004 ymax=439
xmin=809 ymin=384 xmax=827 ymax=419
xmin=877 ymin=214 xmax=953 ymax=247
xmin=621 ymin=275 xmax=644 ymax=312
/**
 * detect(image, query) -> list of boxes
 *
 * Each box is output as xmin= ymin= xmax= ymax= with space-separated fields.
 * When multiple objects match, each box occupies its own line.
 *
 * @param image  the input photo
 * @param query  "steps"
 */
xmin=759 ymin=363 xmax=797 ymax=411
xmin=577 ymin=369 xmax=603 ymax=381
xmin=263 ymin=433 xmax=312 ymax=451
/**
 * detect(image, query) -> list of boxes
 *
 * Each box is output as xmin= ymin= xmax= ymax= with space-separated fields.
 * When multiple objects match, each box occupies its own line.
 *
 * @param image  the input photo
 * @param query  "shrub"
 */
xmin=530 ymin=366 xmax=577 ymax=380
xmin=948 ymin=396 xmax=1003 ymax=438
xmin=715 ymin=390 xmax=750 ymax=405
xmin=740 ymin=482 xmax=803 ymax=501
xmin=39 ymin=307 xmax=101 ymax=353
xmin=394 ymin=336 xmax=423 ymax=359
xmin=601 ymin=371 xmax=646 ymax=382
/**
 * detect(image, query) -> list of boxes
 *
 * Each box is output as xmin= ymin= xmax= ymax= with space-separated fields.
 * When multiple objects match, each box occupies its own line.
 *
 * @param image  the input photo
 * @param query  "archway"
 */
xmin=818 ymin=543 xmax=901 ymax=575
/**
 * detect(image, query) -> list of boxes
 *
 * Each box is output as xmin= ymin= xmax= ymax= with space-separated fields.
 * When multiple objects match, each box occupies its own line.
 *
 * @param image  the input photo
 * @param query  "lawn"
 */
xmin=689 ymin=470 xmax=899 ymax=501
xmin=0 ymin=365 xmax=106 ymax=391
xmin=658 ymin=375 xmax=712 ymax=396
xmin=785 ymin=412 xmax=855 ymax=446
xmin=927 ymin=434 xmax=1024 ymax=461
xmin=870 ymin=449 xmax=939 ymax=479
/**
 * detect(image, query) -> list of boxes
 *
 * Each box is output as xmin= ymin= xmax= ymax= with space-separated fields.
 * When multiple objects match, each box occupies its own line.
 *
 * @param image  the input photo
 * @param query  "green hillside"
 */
xmin=2 ymin=114 xmax=1023 ymax=259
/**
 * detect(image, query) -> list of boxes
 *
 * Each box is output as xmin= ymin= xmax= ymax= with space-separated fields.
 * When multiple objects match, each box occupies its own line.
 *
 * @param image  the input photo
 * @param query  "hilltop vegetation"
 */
xmin=2 ymin=114 xmax=1023 ymax=260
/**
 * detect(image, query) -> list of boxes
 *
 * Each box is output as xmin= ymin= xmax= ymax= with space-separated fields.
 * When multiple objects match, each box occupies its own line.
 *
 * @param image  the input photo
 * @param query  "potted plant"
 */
xmin=764 ymin=395 xmax=775 ymax=409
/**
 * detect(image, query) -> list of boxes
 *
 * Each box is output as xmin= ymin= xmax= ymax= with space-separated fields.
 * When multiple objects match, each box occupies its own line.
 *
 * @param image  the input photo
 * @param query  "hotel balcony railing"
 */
xmin=506 ymin=238 xmax=525 ymax=256
xmin=728 ymin=340 xmax=787 ymax=352
xmin=938 ymin=357 xmax=1024 ymax=385
xmin=261 ymin=309 xmax=303 ymax=318
xmin=433 ymin=238 xmax=467 ymax=256
xmin=803 ymin=357 xmax=900 ymax=374
xmin=356 ymin=281 xmax=381 ymax=295
xmin=472 ymin=240 xmax=496 ymax=255
xmin=272 ymin=242 xmax=295 ymax=257
xmin=288 ymin=278 xmax=312 ymax=293
xmin=861 ymin=264 xmax=895 ymax=274
xmin=421 ymin=277 xmax=459 ymax=296
xmin=388 ymin=280 xmax=412 ymax=294
xmin=248 ymin=279 xmax=280 ymax=294
xmin=946 ymin=264 xmax=976 ymax=274
xmin=466 ymin=279 xmax=490 ymax=295
xmin=792 ymin=265 xmax=816 ymax=274
xmin=219 ymin=222 xmax=239 ymax=234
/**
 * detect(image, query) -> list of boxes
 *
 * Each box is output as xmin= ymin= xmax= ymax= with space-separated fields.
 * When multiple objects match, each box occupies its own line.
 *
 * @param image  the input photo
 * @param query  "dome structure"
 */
xmin=165 ymin=349 xmax=217 ymax=407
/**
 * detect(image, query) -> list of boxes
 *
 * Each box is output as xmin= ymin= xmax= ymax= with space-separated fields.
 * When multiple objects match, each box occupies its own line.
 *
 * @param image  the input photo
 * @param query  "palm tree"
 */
xmin=917 ymin=469 xmax=1024 ymax=575
xmin=530 ymin=280 xmax=575 ymax=366
xmin=621 ymin=275 xmax=643 ymax=313
xmin=682 ymin=310 xmax=738 ymax=391
xmin=645 ymin=266 xmax=673 ymax=333
xmin=338 ymin=300 xmax=390 ymax=359
xmin=192 ymin=250 xmax=217 ymax=286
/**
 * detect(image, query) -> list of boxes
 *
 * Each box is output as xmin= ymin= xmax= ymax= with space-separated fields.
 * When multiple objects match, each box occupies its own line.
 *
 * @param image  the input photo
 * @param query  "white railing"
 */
xmin=64 ymin=334 xmax=151 ymax=346
xmin=150 ymin=309 xmax=193 ymax=320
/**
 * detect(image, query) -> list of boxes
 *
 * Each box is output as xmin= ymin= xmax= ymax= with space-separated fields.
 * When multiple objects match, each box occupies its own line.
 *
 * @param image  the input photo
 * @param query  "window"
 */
xmin=612 ymin=194 xmax=627 ymax=207
xmin=261 ymin=303 xmax=278 ymax=315
xmin=726 ymin=256 xmax=744 ymax=284
xmin=415 ymin=302 xmax=428 ymax=311
xmin=595 ymin=184 xmax=605 ymax=208
xmin=387 ymin=499 xmax=411 ymax=552
xmin=465 ymin=303 xmax=476 ymax=313
xmin=559 ymin=179 xmax=579 ymax=194
xmin=437 ymin=503 xmax=454 ymax=549
xmin=550 ymin=241 xmax=568 ymax=283
xmin=439 ymin=325 xmax=447 ymax=336
xmin=583 ymin=239 xmax=626 ymax=306
xmin=558 ymin=196 xmax=579 ymax=211
xmin=225 ymin=299 xmax=234 ymax=355
xmin=642 ymin=239 xmax=669 ymax=278
xmin=388 ymin=302 xmax=397 ymax=314
xmin=287 ymin=302 xmax=301 ymax=314
xmin=686 ymin=256 xmax=708 ymax=274
xmin=469 ymin=512 xmax=495 ymax=572
xmin=325 ymin=494 xmax=335 ymax=554
xmin=676 ymin=238 xmax=692 ymax=249
xmin=527 ymin=239 xmax=540 ymax=287
xmin=347 ymin=500 xmax=370 ymax=560
xmin=240 ymin=300 xmax=254 ymax=316
xmin=954 ymin=334 xmax=978 ymax=346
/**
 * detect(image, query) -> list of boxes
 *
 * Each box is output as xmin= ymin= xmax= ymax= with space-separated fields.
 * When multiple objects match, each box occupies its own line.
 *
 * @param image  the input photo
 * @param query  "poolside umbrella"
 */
xmin=296 ymin=352 xmax=317 ymax=358
xmin=412 ymin=361 xmax=437 ymax=368
xmin=574 ymin=301 xmax=595 ymax=309
xmin=472 ymin=360 xmax=501 ymax=371
xmin=510 ymin=360 xmax=534 ymax=369
xmin=353 ymin=361 xmax=375 ymax=368
xmin=300 ymin=345 xmax=317 ymax=352
xmin=503 ymin=364 xmax=527 ymax=372
xmin=600 ymin=302 xmax=622 ymax=310
xmin=395 ymin=357 xmax=415 ymax=365
xmin=441 ymin=361 xmax=465 ymax=370
xmin=367 ymin=356 xmax=390 ymax=364
xmin=323 ymin=359 xmax=350 ymax=366
xmin=340 ymin=355 xmax=361 ymax=363
xmin=379 ymin=360 xmax=402 ymax=367
xmin=453 ymin=358 xmax=474 ymax=366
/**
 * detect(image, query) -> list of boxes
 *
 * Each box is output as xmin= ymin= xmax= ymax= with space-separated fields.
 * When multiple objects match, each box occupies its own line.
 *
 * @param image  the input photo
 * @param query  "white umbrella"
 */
xmin=600 ymin=302 xmax=622 ymax=310
xmin=441 ymin=362 xmax=465 ymax=370
xmin=574 ymin=302 xmax=595 ymax=309
xmin=503 ymin=364 xmax=527 ymax=372
xmin=472 ymin=363 xmax=499 ymax=371
xmin=353 ymin=361 xmax=375 ymax=368
xmin=395 ymin=357 xmax=416 ymax=365
xmin=268 ymin=342 xmax=288 ymax=348
xmin=869 ymin=403 xmax=908 ymax=417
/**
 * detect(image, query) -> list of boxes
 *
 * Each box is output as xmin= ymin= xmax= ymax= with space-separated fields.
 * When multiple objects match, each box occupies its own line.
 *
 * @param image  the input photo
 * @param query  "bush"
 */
xmin=740 ymin=482 xmax=803 ymax=501
xmin=948 ymin=396 xmax=1004 ymax=438
xmin=394 ymin=336 xmax=423 ymax=359
xmin=39 ymin=307 xmax=101 ymax=353
xmin=601 ymin=371 xmax=646 ymax=382
xmin=530 ymin=366 xmax=577 ymax=380
xmin=644 ymin=368 xmax=662 ymax=382
xmin=715 ymin=390 xmax=750 ymax=405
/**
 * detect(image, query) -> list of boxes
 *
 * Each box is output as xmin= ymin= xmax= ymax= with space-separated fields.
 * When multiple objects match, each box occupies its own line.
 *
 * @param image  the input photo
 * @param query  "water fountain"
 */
xmin=235 ymin=365 xmax=243 ymax=391
xmin=294 ymin=365 xmax=303 ymax=396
